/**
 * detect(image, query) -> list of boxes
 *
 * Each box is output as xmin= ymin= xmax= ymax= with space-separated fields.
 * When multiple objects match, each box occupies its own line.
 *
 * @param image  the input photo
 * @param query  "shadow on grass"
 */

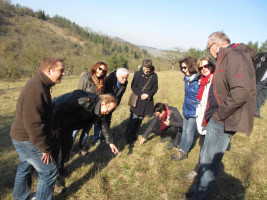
xmin=186 ymin=154 xmax=246 ymax=200
xmin=54 ymin=116 xmax=153 ymax=199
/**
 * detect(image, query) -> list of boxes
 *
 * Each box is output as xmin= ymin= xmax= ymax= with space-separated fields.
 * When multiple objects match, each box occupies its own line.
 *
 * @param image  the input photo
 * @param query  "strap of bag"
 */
xmin=142 ymin=75 xmax=153 ymax=92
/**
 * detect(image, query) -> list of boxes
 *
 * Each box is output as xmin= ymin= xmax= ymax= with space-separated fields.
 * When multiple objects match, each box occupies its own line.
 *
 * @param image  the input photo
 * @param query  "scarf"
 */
xmin=159 ymin=104 xmax=170 ymax=131
xmin=197 ymin=73 xmax=211 ymax=100
xmin=91 ymin=73 xmax=105 ymax=95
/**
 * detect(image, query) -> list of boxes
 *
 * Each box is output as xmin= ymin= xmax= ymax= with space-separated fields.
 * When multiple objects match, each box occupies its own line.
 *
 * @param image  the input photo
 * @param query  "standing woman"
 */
xmin=186 ymin=57 xmax=215 ymax=179
xmin=125 ymin=59 xmax=158 ymax=144
xmin=73 ymin=62 xmax=108 ymax=153
xmin=171 ymin=56 xmax=200 ymax=161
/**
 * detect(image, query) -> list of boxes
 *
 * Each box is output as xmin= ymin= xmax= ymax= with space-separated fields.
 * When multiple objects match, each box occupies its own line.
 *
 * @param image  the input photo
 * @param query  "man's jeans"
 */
xmin=12 ymin=139 xmax=58 ymax=200
xmin=255 ymin=78 xmax=267 ymax=116
xmin=191 ymin=118 xmax=235 ymax=200
xmin=179 ymin=117 xmax=197 ymax=152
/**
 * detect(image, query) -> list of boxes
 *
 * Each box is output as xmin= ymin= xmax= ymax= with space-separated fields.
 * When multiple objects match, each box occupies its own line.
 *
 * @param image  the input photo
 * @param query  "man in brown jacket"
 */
xmin=10 ymin=58 xmax=65 ymax=200
xmin=188 ymin=32 xmax=256 ymax=200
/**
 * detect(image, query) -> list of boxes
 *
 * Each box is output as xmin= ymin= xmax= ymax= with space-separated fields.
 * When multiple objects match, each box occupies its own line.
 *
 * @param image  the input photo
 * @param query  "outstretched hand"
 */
xmin=109 ymin=144 xmax=119 ymax=155
xmin=140 ymin=138 xmax=145 ymax=145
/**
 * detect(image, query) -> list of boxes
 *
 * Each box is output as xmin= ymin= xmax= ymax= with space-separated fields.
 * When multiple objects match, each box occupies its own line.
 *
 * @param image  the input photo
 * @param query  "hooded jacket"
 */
xmin=130 ymin=66 xmax=158 ymax=116
xmin=209 ymin=43 xmax=256 ymax=136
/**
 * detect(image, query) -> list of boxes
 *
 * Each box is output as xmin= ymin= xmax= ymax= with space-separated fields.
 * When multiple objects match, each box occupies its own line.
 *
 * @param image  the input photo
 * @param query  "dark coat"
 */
xmin=104 ymin=70 xmax=128 ymax=106
xmin=142 ymin=106 xmax=183 ymax=139
xmin=130 ymin=67 xmax=158 ymax=116
xmin=78 ymin=72 xmax=97 ymax=93
xmin=52 ymin=90 xmax=113 ymax=144
xmin=211 ymin=43 xmax=256 ymax=136
xmin=10 ymin=71 xmax=54 ymax=153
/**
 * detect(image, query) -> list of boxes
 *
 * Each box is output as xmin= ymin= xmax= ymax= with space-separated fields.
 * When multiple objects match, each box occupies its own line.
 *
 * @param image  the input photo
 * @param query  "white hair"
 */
xmin=116 ymin=68 xmax=129 ymax=77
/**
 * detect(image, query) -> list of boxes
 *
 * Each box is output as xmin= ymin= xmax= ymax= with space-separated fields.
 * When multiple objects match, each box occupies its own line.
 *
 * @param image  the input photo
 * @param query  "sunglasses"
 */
xmin=198 ymin=64 xmax=210 ymax=70
xmin=181 ymin=66 xmax=187 ymax=70
xmin=98 ymin=67 xmax=106 ymax=73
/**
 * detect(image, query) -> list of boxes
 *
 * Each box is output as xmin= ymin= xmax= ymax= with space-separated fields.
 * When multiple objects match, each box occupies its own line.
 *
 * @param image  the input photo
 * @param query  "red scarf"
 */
xmin=197 ymin=74 xmax=211 ymax=100
xmin=159 ymin=104 xmax=170 ymax=131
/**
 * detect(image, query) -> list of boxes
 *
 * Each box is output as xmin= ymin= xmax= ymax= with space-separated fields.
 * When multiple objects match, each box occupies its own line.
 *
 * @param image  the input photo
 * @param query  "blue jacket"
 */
xmin=182 ymin=74 xmax=200 ymax=118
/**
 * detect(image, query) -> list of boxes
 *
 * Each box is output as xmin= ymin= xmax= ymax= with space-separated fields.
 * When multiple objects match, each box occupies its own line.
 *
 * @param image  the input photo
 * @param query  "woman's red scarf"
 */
xmin=159 ymin=104 xmax=170 ymax=131
xmin=197 ymin=73 xmax=211 ymax=100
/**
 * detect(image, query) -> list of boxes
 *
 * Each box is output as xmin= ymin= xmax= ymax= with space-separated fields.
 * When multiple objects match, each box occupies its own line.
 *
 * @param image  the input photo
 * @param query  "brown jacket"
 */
xmin=10 ymin=71 xmax=55 ymax=152
xmin=212 ymin=44 xmax=256 ymax=136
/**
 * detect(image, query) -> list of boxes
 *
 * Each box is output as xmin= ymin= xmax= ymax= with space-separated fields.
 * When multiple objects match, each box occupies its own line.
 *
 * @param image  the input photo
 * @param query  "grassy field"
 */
xmin=0 ymin=71 xmax=266 ymax=200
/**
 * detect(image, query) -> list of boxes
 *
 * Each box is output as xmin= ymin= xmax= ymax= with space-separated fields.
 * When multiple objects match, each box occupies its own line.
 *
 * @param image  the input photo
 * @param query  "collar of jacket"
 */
xmin=37 ymin=70 xmax=55 ymax=88
xmin=94 ymin=100 xmax=101 ymax=116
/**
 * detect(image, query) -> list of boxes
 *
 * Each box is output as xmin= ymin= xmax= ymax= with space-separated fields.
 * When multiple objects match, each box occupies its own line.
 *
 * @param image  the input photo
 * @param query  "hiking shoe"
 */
xmin=186 ymin=170 xmax=198 ymax=180
xmin=58 ymin=167 xmax=69 ymax=177
xmin=166 ymin=140 xmax=174 ymax=150
xmin=54 ymin=180 xmax=65 ymax=194
xmin=157 ymin=136 xmax=171 ymax=143
xmin=171 ymin=150 xmax=188 ymax=161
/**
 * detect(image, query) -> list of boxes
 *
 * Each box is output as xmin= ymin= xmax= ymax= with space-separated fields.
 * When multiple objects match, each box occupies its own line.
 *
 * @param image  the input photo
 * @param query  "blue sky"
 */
xmin=11 ymin=0 xmax=267 ymax=50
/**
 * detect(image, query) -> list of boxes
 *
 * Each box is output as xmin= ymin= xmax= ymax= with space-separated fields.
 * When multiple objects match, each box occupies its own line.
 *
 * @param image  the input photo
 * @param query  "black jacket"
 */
xmin=104 ymin=70 xmax=128 ymax=106
xmin=142 ymin=106 xmax=183 ymax=139
xmin=130 ymin=67 xmax=158 ymax=116
xmin=52 ymin=90 xmax=113 ymax=144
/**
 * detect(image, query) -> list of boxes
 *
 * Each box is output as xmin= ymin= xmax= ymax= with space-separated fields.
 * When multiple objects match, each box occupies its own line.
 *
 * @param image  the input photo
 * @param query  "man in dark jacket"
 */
xmin=189 ymin=32 xmax=256 ymax=200
xmin=51 ymin=90 xmax=119 ymax=175
xmin=140 ymin=103 xmax=183 ymax=150
xmin=125 ymin=59 xmax=158 ymax=144
xmin=10 ymin=58 xmax=65 ymax=200
xmin=104 ymin=68 xmax=129 ymax=127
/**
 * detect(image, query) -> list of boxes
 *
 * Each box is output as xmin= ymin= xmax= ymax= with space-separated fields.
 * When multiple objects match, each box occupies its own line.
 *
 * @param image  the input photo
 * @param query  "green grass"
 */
xmin=0 ymin=71 xmax=266 ymax=200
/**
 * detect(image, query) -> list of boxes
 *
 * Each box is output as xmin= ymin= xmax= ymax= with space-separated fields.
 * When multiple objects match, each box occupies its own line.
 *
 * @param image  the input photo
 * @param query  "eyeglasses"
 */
xmin=98 ymin=67 xmax=106 ymax=73
xmin=206 ymin=43 xmax=215 ymax=51
xmin=181 ymin=66 xmax=187 ymax=70
xmin=198 ymin=64 xmax=210 ymax=70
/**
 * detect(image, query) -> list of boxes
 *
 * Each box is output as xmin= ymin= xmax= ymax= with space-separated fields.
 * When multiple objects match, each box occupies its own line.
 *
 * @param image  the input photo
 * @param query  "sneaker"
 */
xmin=166 ymin=140 xmax=174 ymax=150
xmin=255 ymin=114 xmax=262 ymax=119
xmin=171 ymin=150 xmax=188 ymax=161
xmin=186 ymin=170 xmax=198 ymax=180
xmin=157 ymin=136 xmax=171 ymax=143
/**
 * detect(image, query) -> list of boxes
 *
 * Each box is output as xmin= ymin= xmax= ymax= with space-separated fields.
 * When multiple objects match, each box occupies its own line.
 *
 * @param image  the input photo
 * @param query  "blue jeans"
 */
xmin=191 ymin=117 xmax=235 ymax=200
xmin=12 ymin=139 xmax=58 ymax=200
xmin=179 ymin=117 xmax=197 ymax=152
xmin=255 ymin=78 xmax=267 ymax=116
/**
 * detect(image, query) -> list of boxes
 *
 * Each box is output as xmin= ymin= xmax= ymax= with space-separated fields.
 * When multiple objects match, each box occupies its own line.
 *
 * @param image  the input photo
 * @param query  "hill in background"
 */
xmin=0 ymin=0 xmax=173 ymax=81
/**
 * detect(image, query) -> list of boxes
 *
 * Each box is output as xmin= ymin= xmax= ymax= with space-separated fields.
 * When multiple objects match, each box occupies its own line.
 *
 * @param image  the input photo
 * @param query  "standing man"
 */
xmin=189 ymin=32 xmax=256 ymax=199
xmin=10 ymin=58 xmax=65 ymax=200
xmin=104 ymin=67 xmax=129 ymax=127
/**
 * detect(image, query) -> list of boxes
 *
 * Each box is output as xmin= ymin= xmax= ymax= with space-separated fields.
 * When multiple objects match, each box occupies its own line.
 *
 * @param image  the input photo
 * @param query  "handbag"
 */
xmin=128 ymin=93 xmax=138 ymax=107
xmin=128 ymin=75 xmax=153 ymax=107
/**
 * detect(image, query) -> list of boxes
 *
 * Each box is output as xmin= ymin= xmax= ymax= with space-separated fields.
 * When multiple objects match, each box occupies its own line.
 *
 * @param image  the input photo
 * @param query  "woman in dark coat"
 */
xmin=125 ymin=59 xmax=158 ymax=143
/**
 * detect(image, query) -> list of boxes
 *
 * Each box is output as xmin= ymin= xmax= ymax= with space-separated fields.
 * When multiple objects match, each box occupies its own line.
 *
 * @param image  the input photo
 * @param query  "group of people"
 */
xmin=10 ymin=31 xmax=259 ymax=200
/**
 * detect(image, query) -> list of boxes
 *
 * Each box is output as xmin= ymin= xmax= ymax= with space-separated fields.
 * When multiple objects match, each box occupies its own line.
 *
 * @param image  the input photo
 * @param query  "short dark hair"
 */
xmin=153 ymin=103 xmax=166 ymax=113
xmin=142 ymin=59 xmax=153 ymax=68
xmin=179 ymin=57 xmax=197 ymax=74
xmin=39 ymin=58 xmax=63 ymax=71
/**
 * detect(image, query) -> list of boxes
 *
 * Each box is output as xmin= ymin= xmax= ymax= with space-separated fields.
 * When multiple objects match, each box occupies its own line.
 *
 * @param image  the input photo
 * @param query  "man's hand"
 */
xmin=164 ymin=119 xmax=170 ymax=126
xmin=141 ymin=93 xmax=149 ymax=100
xmin=109 ymin=144 xmax=119 ymax=155
xmin=140 ymin=138 xmax=146 ymax=145
xmin=41 ymin=152 xmax=53 ymax=164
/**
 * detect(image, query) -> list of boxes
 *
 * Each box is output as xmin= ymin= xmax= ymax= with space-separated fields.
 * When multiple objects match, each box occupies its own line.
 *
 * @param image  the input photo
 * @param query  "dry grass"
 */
xmin=0 ymin=71 xmax=266 ymax=200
